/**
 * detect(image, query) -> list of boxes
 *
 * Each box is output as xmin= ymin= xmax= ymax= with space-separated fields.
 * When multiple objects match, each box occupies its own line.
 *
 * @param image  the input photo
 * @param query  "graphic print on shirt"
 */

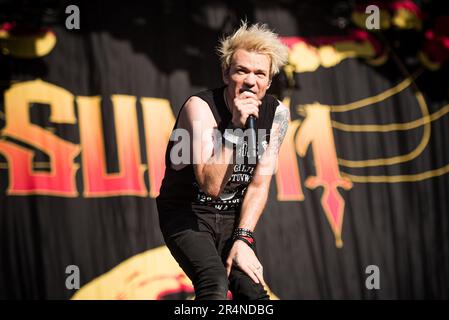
xmin=194 ymin=133 xmax=270 ymax=211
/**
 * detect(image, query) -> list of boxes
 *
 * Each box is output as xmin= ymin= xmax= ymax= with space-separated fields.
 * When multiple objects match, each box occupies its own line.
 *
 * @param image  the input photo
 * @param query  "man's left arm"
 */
xmin=225 ymin=101 xmax=290 ymax=285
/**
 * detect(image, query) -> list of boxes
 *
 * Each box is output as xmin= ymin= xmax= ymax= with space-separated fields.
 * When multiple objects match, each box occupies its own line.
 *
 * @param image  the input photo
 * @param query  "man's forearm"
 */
xmin=238 ymin=184 xmax=269 ymax=231
xmin=235 ymin=102 xmax=289 ymax=229
xmin=197 ymin=143 xmax=235 ymax=198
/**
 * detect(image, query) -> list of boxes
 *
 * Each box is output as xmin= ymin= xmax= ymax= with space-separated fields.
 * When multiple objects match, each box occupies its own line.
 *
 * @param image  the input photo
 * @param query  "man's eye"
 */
xmin=237 ymin=69 xmax=246 ymax=74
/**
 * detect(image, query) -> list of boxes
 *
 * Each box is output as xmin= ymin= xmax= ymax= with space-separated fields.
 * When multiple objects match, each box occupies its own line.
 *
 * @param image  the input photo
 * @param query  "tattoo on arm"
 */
xmin=271 ymin=106 xmax=289 ymax=153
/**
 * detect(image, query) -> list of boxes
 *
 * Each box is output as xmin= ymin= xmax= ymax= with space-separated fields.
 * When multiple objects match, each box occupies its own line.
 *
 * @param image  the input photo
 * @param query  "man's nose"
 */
xmin=244 ymin=72 xmax=256 ymax=86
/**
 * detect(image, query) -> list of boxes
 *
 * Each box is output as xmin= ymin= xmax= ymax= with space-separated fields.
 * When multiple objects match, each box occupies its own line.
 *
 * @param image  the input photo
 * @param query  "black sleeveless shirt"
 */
xmin=156 ymin=86 xmax=279 ymax=214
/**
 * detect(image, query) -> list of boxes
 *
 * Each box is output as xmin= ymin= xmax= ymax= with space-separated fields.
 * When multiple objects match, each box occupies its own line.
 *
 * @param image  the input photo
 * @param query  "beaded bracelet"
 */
xmin=232 ymin=228 xmax=256 ymax=250
xmin=233 ymin=227 xmax=254 ymax=239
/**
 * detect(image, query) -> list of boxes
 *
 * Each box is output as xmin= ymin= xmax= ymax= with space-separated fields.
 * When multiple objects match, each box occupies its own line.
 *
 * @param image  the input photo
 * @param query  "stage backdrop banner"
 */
xmin=1 ymin=1 xmax=449 ymax=299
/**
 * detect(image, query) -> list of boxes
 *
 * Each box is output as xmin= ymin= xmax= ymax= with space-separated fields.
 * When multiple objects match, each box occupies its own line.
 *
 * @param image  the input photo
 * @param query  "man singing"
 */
xmin=156 ymin=22 xmax=289 ymax=300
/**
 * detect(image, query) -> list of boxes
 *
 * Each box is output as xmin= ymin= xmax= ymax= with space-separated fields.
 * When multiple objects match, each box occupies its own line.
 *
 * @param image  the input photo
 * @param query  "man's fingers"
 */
xmin=236 ymin=92 xmax=262 ymax=107
xmin=241 ymin=97 xmax=261 ymax=107
xmin=246 ymin=107 xmax=259 ymax=119
xmin=255 ymin=270 xmax=266 ymax=287
xmin=251 ymin=264 xmax=266 ymax=287
xmin=239 ymin=90 xmax=257 ymax=99
xmin=240 ymin=265 xmax=260 ymax=284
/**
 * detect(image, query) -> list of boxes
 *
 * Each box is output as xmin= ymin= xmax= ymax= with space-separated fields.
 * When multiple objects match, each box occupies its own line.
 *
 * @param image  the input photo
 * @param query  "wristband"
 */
xmin=232 ymin=228 xmax=256 ymax=251
xmin=233 ymin=227 xmax=254 ymax=239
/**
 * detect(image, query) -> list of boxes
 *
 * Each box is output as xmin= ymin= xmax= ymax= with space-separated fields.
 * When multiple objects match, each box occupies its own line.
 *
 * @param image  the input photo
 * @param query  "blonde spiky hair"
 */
xmin=217 ymin=21 xmax=288 ymax=78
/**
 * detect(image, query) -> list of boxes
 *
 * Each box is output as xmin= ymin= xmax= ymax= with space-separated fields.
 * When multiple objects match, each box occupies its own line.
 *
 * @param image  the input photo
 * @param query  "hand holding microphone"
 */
xmin=231 ymin=90 xmax=261 ymax=128
xmin=230 ymin=90 xmax=260 ymax=162
xmin=245 ymin=114 xmax=257 ymax=160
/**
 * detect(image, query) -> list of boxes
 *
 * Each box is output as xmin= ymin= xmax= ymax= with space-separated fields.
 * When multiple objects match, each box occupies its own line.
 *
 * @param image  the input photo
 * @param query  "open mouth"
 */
xmin=239 ymin=88 xmax=256 ymax=94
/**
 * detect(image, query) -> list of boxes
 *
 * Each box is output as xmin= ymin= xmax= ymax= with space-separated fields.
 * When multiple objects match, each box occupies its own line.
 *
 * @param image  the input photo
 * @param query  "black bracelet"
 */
xmin=232 ymin=228 xmax=256 ymax=252
xmin=233 ymin=227 xmax=253 ymax=234
xmin=233 ymin=227 xmax=254 ymax=239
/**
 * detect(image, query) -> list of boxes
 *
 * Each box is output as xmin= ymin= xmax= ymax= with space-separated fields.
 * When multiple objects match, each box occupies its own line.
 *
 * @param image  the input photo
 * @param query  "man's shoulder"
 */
xmin=183 ymin=86 xmax=225 ymax=114
xmin=192 ymin=86 xmax=223 ymax=100
xmin=183 ymin=87 xmax=220 ymax=106
xmin=180 ymin=91 xmax=217 ymax=123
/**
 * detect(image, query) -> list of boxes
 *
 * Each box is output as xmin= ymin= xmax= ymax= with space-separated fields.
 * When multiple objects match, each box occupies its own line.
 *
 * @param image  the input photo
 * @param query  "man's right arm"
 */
xmin=179 ymin=96 xmax=234 ymax=198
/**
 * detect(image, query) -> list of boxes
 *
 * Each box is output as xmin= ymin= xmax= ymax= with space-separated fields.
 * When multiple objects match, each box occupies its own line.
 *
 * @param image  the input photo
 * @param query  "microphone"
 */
xmin=246 ymin=115 xmax=257 ymax=162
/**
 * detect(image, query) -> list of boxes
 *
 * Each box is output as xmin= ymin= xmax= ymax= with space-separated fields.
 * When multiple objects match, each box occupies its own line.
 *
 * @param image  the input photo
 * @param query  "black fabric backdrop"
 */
xmin=1 ymin=0 xmax=449 ymax=299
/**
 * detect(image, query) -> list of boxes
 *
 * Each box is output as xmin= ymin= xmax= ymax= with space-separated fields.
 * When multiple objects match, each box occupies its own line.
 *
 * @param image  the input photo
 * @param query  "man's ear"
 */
xmin=267 ymin=79 xmax=272 ymax=89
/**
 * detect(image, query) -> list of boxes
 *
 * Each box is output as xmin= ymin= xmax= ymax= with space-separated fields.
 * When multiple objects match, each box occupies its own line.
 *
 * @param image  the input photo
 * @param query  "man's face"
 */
xmin=223 ymin=49 xmax=271 ymax=101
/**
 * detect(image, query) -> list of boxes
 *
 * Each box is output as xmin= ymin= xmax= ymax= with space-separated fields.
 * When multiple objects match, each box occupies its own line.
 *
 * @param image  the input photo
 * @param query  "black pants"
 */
xmin=157 ymin=203 xmax=269 ymax=300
